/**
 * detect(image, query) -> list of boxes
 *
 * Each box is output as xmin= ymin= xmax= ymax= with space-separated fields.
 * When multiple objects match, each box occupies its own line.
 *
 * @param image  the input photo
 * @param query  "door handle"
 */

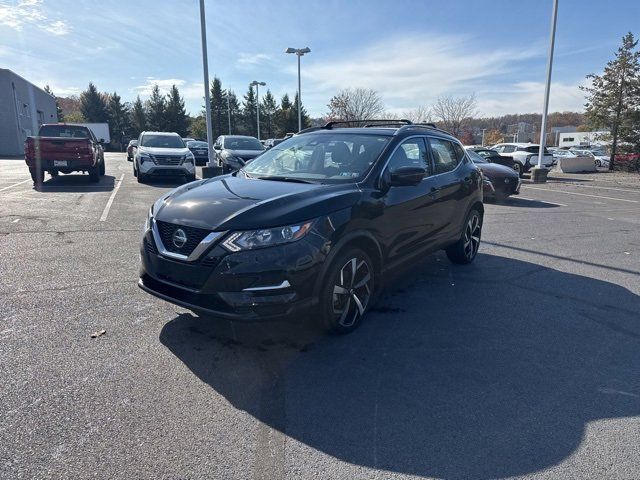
xmin=429 ymin=187 xmax=441 ymax=197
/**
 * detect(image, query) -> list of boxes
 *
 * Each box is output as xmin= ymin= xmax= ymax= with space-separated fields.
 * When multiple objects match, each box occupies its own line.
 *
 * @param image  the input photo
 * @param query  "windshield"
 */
xmin=187 ymin=141 xmax=208 ymax=148
xmin=243 ymin=133 xmax=391 ymax=183
xmin=140 ymin=134 xmax=185 ymax=148
xmin=475 ymin=149 xmax=496 ymax=158
xmin=39 ymin=125 xmax=90 ymax=139
xmin=467 ymin=150 xmax=488 ymax=164
xmin=223 ymin=137 xmax=264 ymax=151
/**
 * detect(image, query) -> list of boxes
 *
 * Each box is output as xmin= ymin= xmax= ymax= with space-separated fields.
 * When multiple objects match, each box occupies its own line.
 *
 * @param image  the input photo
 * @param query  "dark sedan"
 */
xmin=467 ymin=149 xmax=520 ymax=200
xmin=186 ymin=140 xmax=210 ymax=166
xmin=467 ymin=147 xmax=518 ymax=171
xmin=214 ymin=135 xmax=265 ymax=173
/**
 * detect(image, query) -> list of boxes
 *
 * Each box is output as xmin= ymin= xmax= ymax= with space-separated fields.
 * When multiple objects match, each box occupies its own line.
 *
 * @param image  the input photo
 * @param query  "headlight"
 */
xmin=222 ymin=220 xmax=314 ymax=252
xmin=139 ymin=153 xmax=153 ymax=164
xmin=144 ymin=206 xmax=153 ymax=232
xmin=184 ymin=153 xmax=195 ymax=164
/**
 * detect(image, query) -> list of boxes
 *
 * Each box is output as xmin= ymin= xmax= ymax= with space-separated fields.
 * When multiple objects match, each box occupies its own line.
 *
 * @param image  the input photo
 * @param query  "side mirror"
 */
xmin=214 ymin=145 xmax=221 ymax=150
xmin=99 ymin=138 xmax=105 ymax=144
xmin=388 ymin=166 xmax=425 ymax=186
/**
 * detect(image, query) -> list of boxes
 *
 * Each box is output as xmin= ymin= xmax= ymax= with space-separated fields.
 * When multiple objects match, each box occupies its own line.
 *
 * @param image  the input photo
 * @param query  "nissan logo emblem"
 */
xmin=172 ymin=228 xmax=187 ymax=249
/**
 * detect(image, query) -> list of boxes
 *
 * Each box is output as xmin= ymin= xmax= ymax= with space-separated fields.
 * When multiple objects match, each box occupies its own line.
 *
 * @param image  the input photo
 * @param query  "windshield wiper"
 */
xmin=257 ymin=176 xmax=317 ymax=184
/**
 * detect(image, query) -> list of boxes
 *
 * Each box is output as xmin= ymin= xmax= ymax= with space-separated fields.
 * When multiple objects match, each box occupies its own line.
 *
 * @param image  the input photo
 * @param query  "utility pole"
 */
xmin=226 ymin=90 xmax=231 ymax=134
xmin=199 ymin=0 xmax=214 ymax=167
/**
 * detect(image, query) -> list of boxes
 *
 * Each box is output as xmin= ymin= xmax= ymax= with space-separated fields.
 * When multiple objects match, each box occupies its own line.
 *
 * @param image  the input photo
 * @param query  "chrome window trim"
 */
xmin=151 ymin=218 xmax=226 ymax=262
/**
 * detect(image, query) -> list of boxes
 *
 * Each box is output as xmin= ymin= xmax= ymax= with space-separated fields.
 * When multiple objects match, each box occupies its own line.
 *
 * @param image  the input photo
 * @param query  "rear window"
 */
xmin=520 ymin=146 xmax=550 ymax=154
xmin=39 ymin=125 xmax=90 ymax=139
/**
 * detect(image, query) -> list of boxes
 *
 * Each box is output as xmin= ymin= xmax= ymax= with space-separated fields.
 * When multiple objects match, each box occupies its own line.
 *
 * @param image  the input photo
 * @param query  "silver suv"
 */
xmin=134 ymin=132 xmax=196 ymax=183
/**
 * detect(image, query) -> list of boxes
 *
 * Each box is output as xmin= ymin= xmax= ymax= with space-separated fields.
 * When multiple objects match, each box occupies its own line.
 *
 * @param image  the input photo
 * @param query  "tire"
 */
xmin=29 ymin=167 xmax=45 ymax=186
xmin=446 ymin=208 xmax=482 ymax=265
xmin=137 ymin=172 xmax=146 ymax=183
xmin=133 ymin=161 xmax=138 ymax=177
xmin=88 ymin=163 xmax=100 ymax=183
xmin=318 ymin=248 xmax=375 ymax=334
xmin=512 ymin=162 xmax=523 ymax=177
xmin=99 ymin=158 xmax=105 ymax=176
xmin=595 ymin=160 xmax=601 ymax=167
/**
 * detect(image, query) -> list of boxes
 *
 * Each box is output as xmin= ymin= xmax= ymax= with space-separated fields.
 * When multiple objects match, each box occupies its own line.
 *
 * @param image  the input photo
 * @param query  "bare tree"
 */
xmin=402 ymin=105 xmax=433 ymax=124
xmin=327 ymin=88 xmax=385 ymax=121
xmin=432 ymin=94 xmax=478 ymax=137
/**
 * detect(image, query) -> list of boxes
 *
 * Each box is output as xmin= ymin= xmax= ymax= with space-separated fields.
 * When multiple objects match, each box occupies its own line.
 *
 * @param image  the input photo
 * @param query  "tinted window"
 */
xmin=467 ymin=149 xmax=488 ymax=164
xmin=140 ymin=134 xmax=184 ymax=148
xmin=223 ymin=137 xmax=264 ymax=151
xmin=429 ymin=138 xmax=462 ymax=174
xmin=520 ymin=146 xmax=550 ymax=154
xmin=187 ymin=141 xmax=208 ymax=148
xmin=39 ymin=125 xmax=90 ymax=139
xmin=502 ymin=145 xmax=516 ymax=153
xmin=387 ymin=138 xmax=430 ymax=174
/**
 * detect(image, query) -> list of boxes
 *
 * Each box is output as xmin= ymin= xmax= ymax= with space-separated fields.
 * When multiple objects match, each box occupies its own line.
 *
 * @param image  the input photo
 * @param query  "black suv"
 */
xmin=139 ymin=120 xmax=483 ymax=333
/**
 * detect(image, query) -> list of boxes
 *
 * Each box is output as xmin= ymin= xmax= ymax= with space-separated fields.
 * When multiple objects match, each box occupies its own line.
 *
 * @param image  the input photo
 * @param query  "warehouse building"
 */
xmin=0 ymin=69 xmax=57 ymax=156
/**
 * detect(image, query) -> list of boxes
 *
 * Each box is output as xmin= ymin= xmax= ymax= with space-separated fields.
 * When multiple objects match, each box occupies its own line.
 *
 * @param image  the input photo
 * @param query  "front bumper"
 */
xmin=138 ymin=226 xmax=328 ymax=321
xmin=484 ymin=176 xmax=520 ymax=197
xmin=139 ymin=162 xmax=195 ymax=176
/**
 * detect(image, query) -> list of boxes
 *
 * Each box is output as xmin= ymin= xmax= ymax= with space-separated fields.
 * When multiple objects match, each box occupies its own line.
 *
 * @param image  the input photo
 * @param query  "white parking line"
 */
xmin=525 ymin=186 xmax=639 ymax=203
xmin=516 ymin=196 xmax=567 ymax=207
xmin=99 ymin=173 xmax=125 ymax=222
xmin=0 ymin=179 xmax=31 ymax=193
xmin=551 ymin=181 xmax=640 ymax=194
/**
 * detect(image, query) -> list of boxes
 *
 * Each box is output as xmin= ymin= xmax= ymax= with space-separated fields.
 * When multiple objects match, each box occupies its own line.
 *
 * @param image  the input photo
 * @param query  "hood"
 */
xmin=224 ymin=149 xmax=264 ymax=160
xmin=154 ymin=175 xmax=361 ymax=231
xmin=476 ymin=162 xmax=519 ymax=178
xmin=139 ymin=146 xmax=189 ymax=156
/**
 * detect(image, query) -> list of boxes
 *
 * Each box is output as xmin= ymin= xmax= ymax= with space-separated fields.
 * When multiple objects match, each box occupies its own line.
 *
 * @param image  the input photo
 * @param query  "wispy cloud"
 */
xmin=0 ymin=0 xmax=71 ymax=35
xmin=237 ymin=52 xmax=272 ymax=66
xmin=133 ymin=77 xmax=205 ymax=101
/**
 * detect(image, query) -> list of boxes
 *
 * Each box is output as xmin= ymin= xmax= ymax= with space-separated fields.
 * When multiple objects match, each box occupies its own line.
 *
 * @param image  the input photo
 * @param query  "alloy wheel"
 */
xmin=463 ymin=213 xmax=481 ymax=260
xmin=332 ymin=257 xmax=372 ymax=327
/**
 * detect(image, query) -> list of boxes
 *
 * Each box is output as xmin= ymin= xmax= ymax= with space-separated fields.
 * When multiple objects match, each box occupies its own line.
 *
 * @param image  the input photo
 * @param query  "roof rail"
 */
xmin=324 ymin=119 xmax=412 ymax=129
xmin=398 ymin=122 xmax=452 ymax=136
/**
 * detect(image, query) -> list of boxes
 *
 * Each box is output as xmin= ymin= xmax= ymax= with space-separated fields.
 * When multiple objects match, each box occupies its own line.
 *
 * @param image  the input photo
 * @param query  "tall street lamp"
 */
xmin=285 ymin=47 xmax=311 ymax=132
xmin=226 ymin=89 xmax=231 ymax=134
xmin=533 ymin=0 xmax=559 ymax=184
xmin=198 ymin=0 xmax=214 ymax=167
xmin=250 ymin=81 xmax=266 ymax=141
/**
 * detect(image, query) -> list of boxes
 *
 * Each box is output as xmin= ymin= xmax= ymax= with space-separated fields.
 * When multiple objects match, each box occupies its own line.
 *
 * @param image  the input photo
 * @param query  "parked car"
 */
xmin=138 ymin=121 xmax=484 ymax=334
xmin=466 ymin=147 xmax=518 ymax=171
xmin=24 ymin=123 xmax=105 ymax=185
xmin=570 ymin=148 xmax=610 ymax=168
xmin=126 ymin=139 xmax=138 ymax=161
xmin=133 ymin=132 xmax=196 ymax=183
xmin=214 ymin=135 xmax=265 ymax=172
xmin=263 ymin=137 xmax=288 ymax=149
xmin=186 ymin=140 xmax=210 ymax=166
xmin=491 ymin=143 xmax=555 ymax=176
xmin=613 ymin=153 xmax=640 ymax=172
xmin=466 ymin=149 xmax=520 ymax=200
xmin=182 ymin=137 xmax=196 ymax=144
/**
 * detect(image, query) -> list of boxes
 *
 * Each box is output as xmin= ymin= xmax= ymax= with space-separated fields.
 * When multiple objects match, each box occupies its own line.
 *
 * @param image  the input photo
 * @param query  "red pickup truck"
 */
xmin=24 ymin=124 xmax=106 ymax=185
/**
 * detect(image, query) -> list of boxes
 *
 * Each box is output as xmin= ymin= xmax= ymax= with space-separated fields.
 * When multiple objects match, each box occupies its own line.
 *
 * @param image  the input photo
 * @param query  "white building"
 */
xmin=0 ymin=69 xmax=58 ymax=156
xmin=558 ymin=131 xmax=610 ymax=148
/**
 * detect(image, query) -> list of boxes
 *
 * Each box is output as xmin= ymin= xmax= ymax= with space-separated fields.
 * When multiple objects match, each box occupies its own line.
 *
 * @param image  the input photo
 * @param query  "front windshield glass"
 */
xmin=140 ymin=134 xmax=185 ymax=148
xmin=187 ymin=141 xmax=208 ymax=148
xmin=224 ymin=137 xmax=264 ymax=151
xmin=243 ymin=133 xmax=392 ymax=183
xmin=467 ymin=150 xmax=488 ymax=163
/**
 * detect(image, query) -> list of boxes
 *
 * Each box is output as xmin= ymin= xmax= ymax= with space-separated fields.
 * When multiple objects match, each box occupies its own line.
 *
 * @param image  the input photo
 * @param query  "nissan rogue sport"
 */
xmin=138 ymin=120 xmax=483 ymax=333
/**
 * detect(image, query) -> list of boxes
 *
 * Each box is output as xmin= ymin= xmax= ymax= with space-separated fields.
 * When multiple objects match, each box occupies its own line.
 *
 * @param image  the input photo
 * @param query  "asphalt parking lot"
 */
xmin=1 ymin=152 xmax=639 ymax=479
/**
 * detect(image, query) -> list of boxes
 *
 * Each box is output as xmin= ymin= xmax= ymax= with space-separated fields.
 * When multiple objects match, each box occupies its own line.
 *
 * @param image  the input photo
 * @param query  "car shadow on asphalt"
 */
xmin=139 ymin=177 xmax=190 ymax=188
xmin=499 ymin=197 xmax=561 ymax=208
xmin=35 ymin=174 xmax=116 ymax=193
xmin=159 ymin=252 xmax=640 ymax=479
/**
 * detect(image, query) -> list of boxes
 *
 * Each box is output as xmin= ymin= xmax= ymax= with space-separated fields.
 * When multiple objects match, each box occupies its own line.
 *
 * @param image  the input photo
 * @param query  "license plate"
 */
xmin=53 ymin=160 xmax=68 ymax=167
xmin=198 ymin=150 xmax=207 ymax=154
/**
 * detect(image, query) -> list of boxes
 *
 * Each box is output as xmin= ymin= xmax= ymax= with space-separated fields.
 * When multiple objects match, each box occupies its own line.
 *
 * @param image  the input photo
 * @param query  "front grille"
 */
xmin=156 ymin=221 xmax=211 ymax=256
xmin=200 ymin=255 xmax=221 ymax=268
xmin=153 ymin=155 xmax=182 ymax=166
xmin=144 ymin=237 xmax=157 ymax=255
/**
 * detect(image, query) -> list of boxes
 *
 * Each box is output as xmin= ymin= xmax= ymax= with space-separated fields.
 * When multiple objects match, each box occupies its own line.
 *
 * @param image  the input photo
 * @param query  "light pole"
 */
xmin=198 ymin=0 xmax=214 ymax=167
xmin=534 ymin=0 xmax=559 ymax=183
xmin=285 ymin=47 xmax=311 ymax=132
xmin=481 ymin=128 xmax=486 ymax=146
xmin=226 ymin=89 xmax=231 ymax=134
xmin=250 ymin=81 xmax=266 ymax=141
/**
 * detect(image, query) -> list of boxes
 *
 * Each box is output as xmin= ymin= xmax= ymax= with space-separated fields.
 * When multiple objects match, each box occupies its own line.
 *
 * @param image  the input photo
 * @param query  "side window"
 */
xmin=502 ymin=145 xmax=516 ymax=153
xmin=429 ymin=138 xmax=461 ymax=174
xmin=493 ymin=145 xmax=503 ymax=153
xmin=387 ymin=138 xmax=430 ymax=174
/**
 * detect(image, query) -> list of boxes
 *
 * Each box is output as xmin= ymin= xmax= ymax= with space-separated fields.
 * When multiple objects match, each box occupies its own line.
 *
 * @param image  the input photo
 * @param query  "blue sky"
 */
xmin=1 ymin=0 xmax=638 ymax=117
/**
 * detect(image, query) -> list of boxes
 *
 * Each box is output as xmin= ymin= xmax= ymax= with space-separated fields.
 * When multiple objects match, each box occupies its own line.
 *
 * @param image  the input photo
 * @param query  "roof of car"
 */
xmin=141 ymin=131 xmax=180 ymax=136
xmin=221 ymin=135 xmax=258 ymax=139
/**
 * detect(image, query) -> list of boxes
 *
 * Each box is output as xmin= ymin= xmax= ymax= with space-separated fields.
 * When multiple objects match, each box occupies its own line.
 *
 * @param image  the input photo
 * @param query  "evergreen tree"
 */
xmin=165 ymin=85 xmax=189 ymax=136
xmin=44 ymin=85 xmax=64 ymax=122
xmin=189 ymin=114 xmax=208 ymax=139
xmin=145 ymin=84 xmax=166 ymax=131
xmin=209 ymin=77 xmax=225 ymax=139
xmin=260 ymin=89 xmax=279 ymax=139
xmin=130 ymin=96 xmax=147 ymax=136
xmin=226 ymin=91 xmax=241 ymax=134
xmin=107 ymin=91 xmax=130 ymax=150
xmin=291 ymin=92 xmax=312 ymax=131
xmin=80 ymin=82 xmax=108 ymax=123
xmin=275 ymin=94 xmax=294 ymax=137
xmin=242 ymin=84 xmax=258 ymax=136
xmin=581 ymin=32 xmax=640 ymax=169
